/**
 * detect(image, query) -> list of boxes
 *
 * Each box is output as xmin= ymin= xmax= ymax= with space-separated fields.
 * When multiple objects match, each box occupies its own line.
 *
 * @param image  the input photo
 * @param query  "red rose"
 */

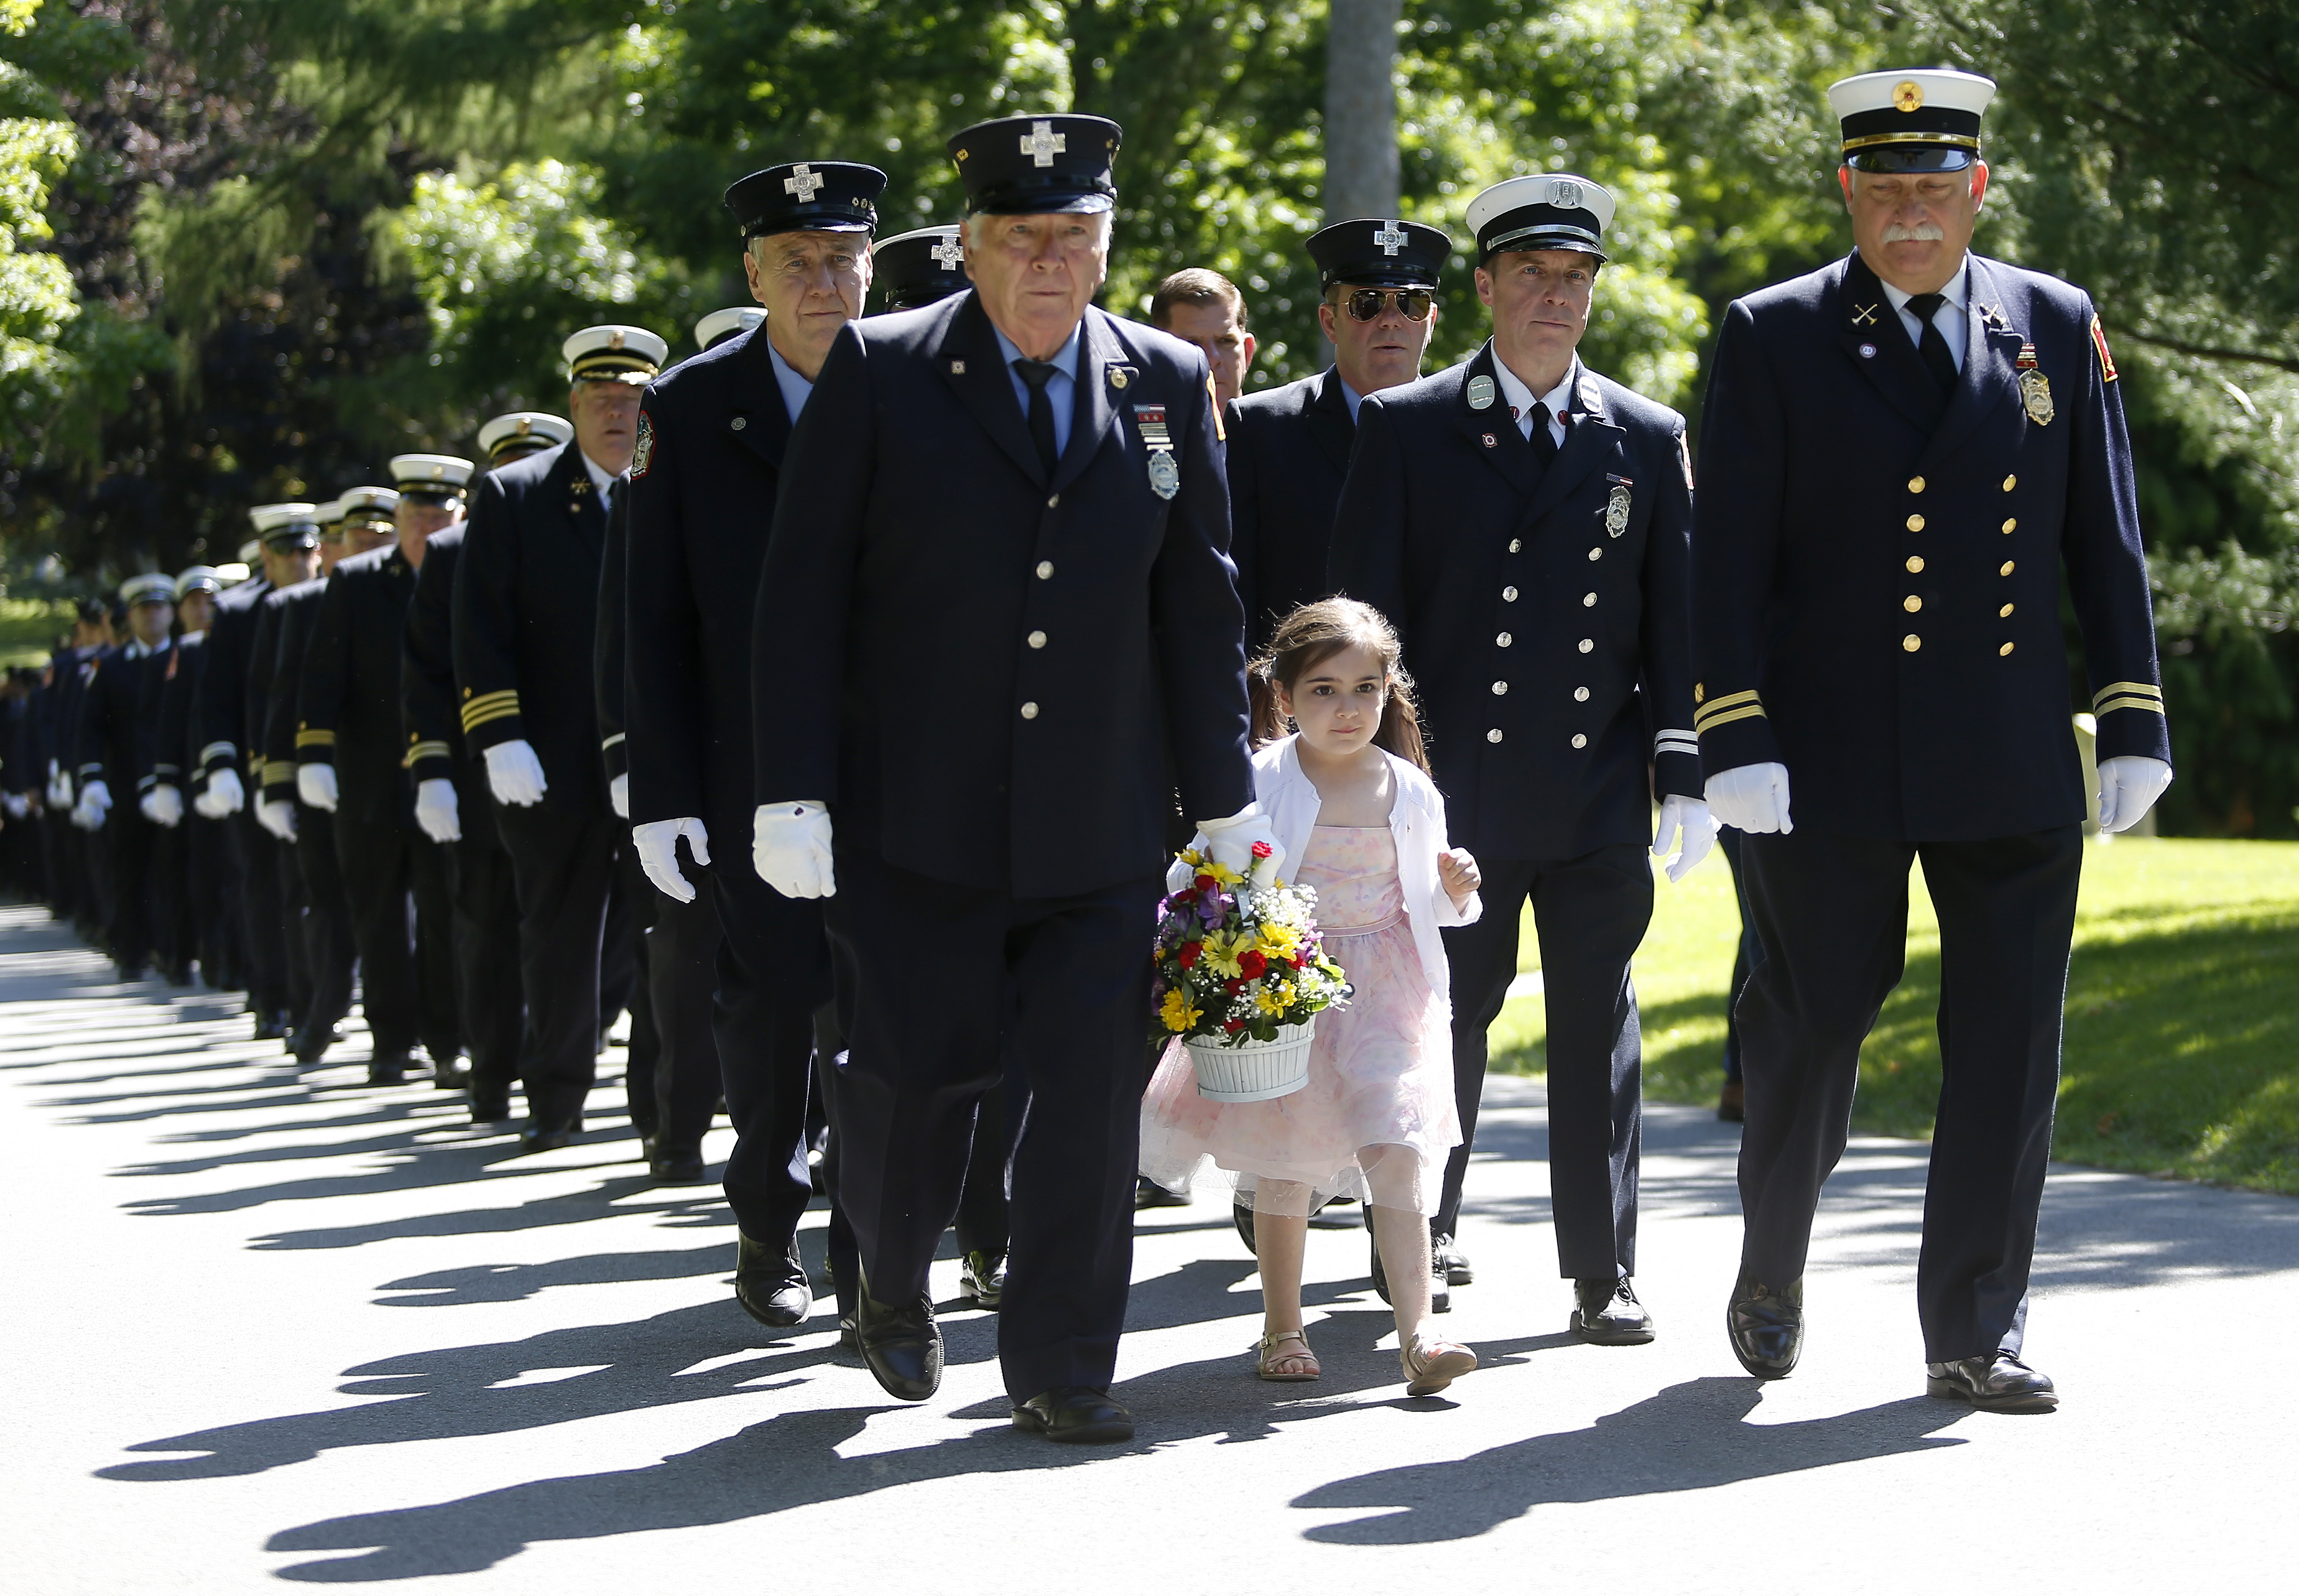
xmin=1289 ymin=952 xmax=1305 ymax=968
xmin=1224 ymin=978 xmax=1244 ymax=995
xmin=1251 ymin=840 xmax=1273 ymax=859
xmin=1172 ymin=888 xmax=1197 ymax=906
xmin=1195 ymin=873 xmax=1218 ymax=893
xmin=1223 ymin=1018 xmax=1246 ymax=1032
xmin=1178 ymin=941 xmax=1202 ymax=969
xmin=1237 ymin=949 xmax=1268 ymax=979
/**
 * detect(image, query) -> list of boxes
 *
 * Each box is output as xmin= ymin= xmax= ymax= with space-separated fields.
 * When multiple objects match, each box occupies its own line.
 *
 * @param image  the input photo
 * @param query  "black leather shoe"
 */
xmin=470 ymin=1088 xmax=514 ymax=1124
xmin=837 ymin=1316 xmax=859 ymax=1355
xmin=1571 ymin=1276 xmax=1656 ymax=1345
xmin=254 ymin=1011 xmax=287 ymax=1043
xmin=734 ymin=1233 xmax=813 ymax=1328
xmin=1233 ymin=1201 xmax=1257 ymax=1256
xmin=292 ymin=1024 xmax=341 ymax=1066
xmin=517 ymin=1116 xmax=579 ymax=1156
xmin=367 ymin=1049 xmax=411 ymax=1086
xmin=1370 ymin=1235 xmax=1451 ymax=1314
xmin=1927 ymin=1352 xmax=2058 ymax=1412
xmin=1434 ymin=1233 xmax=1474 ymax=1286
xmin=852 ymin=1285 xmax=941 ymax=1401
xmin=1719 ymin=1079 xmax=1745 ymax=1123
xmin=958 ymin=1250 xmax=1007 ymax=1309
xmin=1136 ymin=1175 xmax=1190 ymax=1209
xmin=649 ymin=1145 xmax=707 ymax=1184
xmin=1012 ymin=1386 xmax=1134 ymax=1444
xmin=1726 ymin=1269 xmax=1803 ymax=1378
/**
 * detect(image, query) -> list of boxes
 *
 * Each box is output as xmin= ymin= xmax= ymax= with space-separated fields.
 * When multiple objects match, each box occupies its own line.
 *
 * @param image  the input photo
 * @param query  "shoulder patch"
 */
xmin=630 ymin=409 xmax=655 ymax=478
xmin=2089 ymin=313 xmax=2119 ymax=384
xmin=1208 ymin=374 xmax=1226 ymax=442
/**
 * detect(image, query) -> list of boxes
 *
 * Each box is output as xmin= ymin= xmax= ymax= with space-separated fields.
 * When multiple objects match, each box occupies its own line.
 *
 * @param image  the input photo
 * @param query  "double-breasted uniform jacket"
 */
xmin=452 ymin=440 xmax=615 ymax=818
xmin=1329 ymin=342 xmax=1702 ymax=861
xmin=401 ymin=523 xmax=499 ymax=848
xmin=153 ymin=634 xmax=202 ymax=800
xmin=626 ymin=323 xmax=795 ymax=832
xmin=754 ymin=292 xmax=1254 ymax=899
xmin=1689 ymin=251 xmax=2170 ymax=840
xmin=193 ymin=575 xmax=273 ymax=788
xmin=75 ymin=641 xmax=164 ymax=794
xmin=300 ymin=543 xmax=421 ymax=829
xmin=1226 ymin=365 xmax=1356 ymax=651
xmin=255 ymin=579 xmax=328 ymax=807
xmin=51 ymin=644 xmax=98 ymax=789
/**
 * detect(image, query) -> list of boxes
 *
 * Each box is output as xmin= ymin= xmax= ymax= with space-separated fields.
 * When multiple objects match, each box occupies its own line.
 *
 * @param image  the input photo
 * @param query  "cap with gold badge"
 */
xmin=174 ymin=566 xmax=223 ymax=600
xmin=476 ymin=413 xmax=572 ymax=466
xmin=693 ymin=307 xmax=766 ymax=351
xmin=564 ymin=325 xmax=669 ymax=386
xmin=337 ymin=486 xmax=401 ymax=533
xmin=250 ymin=502 xmax=322 ymax=551
xmin=387 ymin=455 xmax=473 ymax=505
xmin=1826 ymin=69 xmax=1997 ymax=173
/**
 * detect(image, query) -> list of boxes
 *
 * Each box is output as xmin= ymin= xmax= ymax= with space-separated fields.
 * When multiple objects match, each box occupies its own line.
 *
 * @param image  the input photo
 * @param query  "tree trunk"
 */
xmin=1323 ymin=0 xmax=1402 ymax=222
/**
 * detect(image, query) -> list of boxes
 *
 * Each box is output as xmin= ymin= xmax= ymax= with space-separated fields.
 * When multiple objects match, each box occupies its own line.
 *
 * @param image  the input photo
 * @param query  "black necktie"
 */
xmin=1525 ymin=401 xmax=1560 ymax=467
xmin=1904 ymin=293 xmax=1960 ymax=394
xmin=1013 ymin=358 xmax=1060 ymax=476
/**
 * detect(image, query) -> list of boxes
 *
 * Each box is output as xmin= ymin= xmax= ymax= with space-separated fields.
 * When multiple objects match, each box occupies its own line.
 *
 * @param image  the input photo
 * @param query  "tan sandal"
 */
xmin=1254 ymin=1328 xmax=1320 ymax=1382
xmin=1402 ymin=1335 xmax=1477 ymax=1396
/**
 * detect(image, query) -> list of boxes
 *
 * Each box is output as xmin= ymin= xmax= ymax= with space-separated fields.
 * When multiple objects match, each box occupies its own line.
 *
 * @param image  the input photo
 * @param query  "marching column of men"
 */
xmin=4 ymin=58 xmax=2174 ymax=1434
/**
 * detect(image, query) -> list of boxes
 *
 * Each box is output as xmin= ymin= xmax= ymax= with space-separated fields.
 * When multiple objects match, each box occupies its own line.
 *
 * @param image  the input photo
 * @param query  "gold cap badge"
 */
xmin=1894 ymin=80 xmax=1924 ymax=113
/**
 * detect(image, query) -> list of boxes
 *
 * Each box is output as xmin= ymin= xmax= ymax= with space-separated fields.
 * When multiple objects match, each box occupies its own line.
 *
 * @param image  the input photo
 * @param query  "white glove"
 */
xmin=2 ymin=792 xmax=27 ymax=820
xmin=415 ymin=778 xmax=462 ymax=844
xmin=610 ymin=772 xmax=630 ymax=819
xmin=753 ymin=800 xmax=835 ymax=899
xmin=635 ymin=817 xmax=711 ymax=903
xmin=1653 ymin=795 xmax=1717 ymax=884
xmin=297 ymin=764 xmax=340 ymax=812
xmin=1197 ymin=801 xmax=1286 ymax=886
xmin=1705 ymin=761 xmax=1793 ymax=835
xmin=200 ymin=766 xmax=246 ymax=817
xmin=258 ymin=796 xmax=299 ymax=842
xmin=75 ymin=779 xmax=113 ymax=831
xmin=2096 ymin=755 xmax=2173 ymax=834
xmin=47 ymin=765 xmax=71 ymax=810
xmin=142 ymin=785 xmax=185 ymax=828
xmin=484 ymin=739 xmax=548 ymax=807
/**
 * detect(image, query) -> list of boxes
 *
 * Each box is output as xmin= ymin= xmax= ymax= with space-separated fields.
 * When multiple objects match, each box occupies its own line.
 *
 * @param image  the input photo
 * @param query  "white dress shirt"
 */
xmin=578 ymin=447 xmax=626 ymax=514
xmin=1494 ymin=353 xmax=1581 ymax=450
xmin=1879 ymin=259 xmax=1969 ymax=373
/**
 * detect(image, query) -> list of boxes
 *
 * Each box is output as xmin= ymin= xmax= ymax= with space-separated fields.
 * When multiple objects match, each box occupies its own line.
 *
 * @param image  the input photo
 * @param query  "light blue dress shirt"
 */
xmin=1338 ymin=373 xmax=1365 ymax=422
xmin=767 ymin=340 xmax=815 ymax=423
xmin=991 ymin=319 xmax=1083 ymax=458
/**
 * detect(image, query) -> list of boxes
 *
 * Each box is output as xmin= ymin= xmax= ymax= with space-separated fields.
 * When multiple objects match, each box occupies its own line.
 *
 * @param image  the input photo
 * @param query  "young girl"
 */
xmin=1141 ymin=598 xmax=1484 ymax=1396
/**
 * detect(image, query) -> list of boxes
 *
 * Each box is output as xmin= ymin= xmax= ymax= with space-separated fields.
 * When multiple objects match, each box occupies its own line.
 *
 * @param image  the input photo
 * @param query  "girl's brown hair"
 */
xmin=1248 ymin=597 xmax=1430 ymax=773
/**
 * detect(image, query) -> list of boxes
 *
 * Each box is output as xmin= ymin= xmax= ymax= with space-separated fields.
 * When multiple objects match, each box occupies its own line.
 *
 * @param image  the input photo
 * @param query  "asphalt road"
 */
xmin=2 ymin=900 xmax=2292 ymax=1592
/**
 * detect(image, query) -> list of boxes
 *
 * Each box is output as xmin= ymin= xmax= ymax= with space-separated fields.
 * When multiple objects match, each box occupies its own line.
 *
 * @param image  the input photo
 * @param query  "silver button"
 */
xmin=1502 ymin=585 xmax=1519 ymax=602
xmin=1491 ymin=681 xmax=1508 ymax=695
xmin=1574 ymin=687 xmax=1590 ymax=702
xmin=1047 ymin=493 xmax=1060 ymax=509
xmin=1486 ymin=728 xmax=1504 ymax=743
xmin=1578 ymin=639 xmax=1593 ymax=654
xmin=1019 ymin=702 xmax=1040 ymax=719
xmin=1571 ymin=733 xmax=1588 ymax=749
xmin=1583 ymin=592 xmax=1598 ymax=607
xmin=1508 ymin=539 xmax=1522 ymax=554
xmin=1036 ymin=561 xmax=1054 ymax=580
xmin=1587 ymin=547 xmax=1603 ymax=561
xmin=1496 ymin=631 xmax=1512 ymax=647
xmin=730 ymin=416 xmax=747 ymax=431
xmin=1027 ymin=631 xmax=1047 ymax=649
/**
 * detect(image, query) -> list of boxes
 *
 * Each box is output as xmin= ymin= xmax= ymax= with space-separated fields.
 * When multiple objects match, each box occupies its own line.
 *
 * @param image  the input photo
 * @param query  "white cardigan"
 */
xmin=1176 ymin=736 xmax=1481 ymax=1003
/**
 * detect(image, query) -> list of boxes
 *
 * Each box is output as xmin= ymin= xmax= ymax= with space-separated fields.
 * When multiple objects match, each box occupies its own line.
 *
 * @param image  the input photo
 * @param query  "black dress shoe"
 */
xmin=958 ymin=1250 xmax=1007 ymax=1309
xmin=1927 ymin=1352 xmax=2058 ymax=1412
xmin=1726 ymin=1269 xmax=1803 ymax=1378
xmin=1370 ymin=1235 xmax=1451 ymax=1314
xmin=292 ymin=1024 xmax=342 ymax=1066
xmin=1571 ymin=1276 xmax=1656 ymax=1345
xmin=163 ymin=962 xmax=193 ymax=987
xmin=1012 ymin=1386 xmax=1134 ymax=1444
xmin=470 ymin=1088 xmax=514 ymax=1124
xmin=649 ymin=1145 xmax=707 ymax=1184
xmin=852 ymin=1286 xmax=941 ymax=1401
xmin=1136 ymin=1175 xmax=1191 ymax=1209
xmin=1719 ymin=1078 xmax=1745 ymax=1123
xmin=254 ymin=1012 xmax=287 ymax=1043
xmin=517 ymin=1116 xmax=579 ymax=1156
xmin=734 ymin=1233 xmax=813 ymax=1328
xmin=1434 ymin=1232 xmax=1474 ymax=1286
xmin=837 ymin=1316 xmax=859 ymax=1355
xmin=367 ymin=1049 xmax=411 ymax=1086
xmin=1233 ymin=1201 xmax=1257 ymax=1256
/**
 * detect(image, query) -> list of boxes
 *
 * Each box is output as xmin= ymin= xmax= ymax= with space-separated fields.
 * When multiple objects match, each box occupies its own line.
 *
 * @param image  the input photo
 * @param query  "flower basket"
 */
xmin=1183 ymin=1019 xmax=1318 ymax=1102
xmin=1151 ymin=842 xmax=1351 ymax=1103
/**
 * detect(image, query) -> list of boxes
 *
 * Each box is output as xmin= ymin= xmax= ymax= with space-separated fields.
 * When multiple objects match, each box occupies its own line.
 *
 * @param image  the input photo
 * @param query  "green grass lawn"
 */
xmin=1 ymin=598 xmax=73 ymax=669
xmin=1487 ymin=835 xmax=2299 ymax=1195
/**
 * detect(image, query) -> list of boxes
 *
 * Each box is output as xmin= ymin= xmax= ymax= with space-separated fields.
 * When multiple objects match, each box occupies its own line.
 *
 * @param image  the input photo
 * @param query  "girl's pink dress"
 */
xmin=1139 ymin=825 xmax=1461 ymax=1217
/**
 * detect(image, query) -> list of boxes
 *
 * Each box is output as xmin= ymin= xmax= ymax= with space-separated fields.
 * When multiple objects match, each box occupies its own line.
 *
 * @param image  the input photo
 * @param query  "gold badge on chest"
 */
xmin=2016 ymin=342 xmax=2053 ymax=427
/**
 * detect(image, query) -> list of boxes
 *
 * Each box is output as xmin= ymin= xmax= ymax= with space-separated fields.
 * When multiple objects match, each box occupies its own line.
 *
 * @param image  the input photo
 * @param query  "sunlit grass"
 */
xmin=1488 ymin=837 xmax=2299 ymax=1195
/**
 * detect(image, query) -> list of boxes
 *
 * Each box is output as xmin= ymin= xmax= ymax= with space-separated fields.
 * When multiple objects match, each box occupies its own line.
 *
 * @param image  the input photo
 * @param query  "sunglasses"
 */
xmin=1343 ymin=288 xmax=1434 ymax=323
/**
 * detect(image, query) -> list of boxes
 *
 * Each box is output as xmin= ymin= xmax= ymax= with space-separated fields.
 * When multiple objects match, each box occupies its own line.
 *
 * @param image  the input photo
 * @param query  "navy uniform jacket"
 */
xmin=52 ymin=644 xmax=98 ymax=789
xmin=300 ymin=542 xmax=420 ymax=829
xmin=193 ymin=575 xmax=273 ymax=787
xmin=255 ymin=580 xmax=327 ymax=806
xmin=1227 ymin=366 xmax=1356 ymax=651
xmin=1330 ymin=342 xmax=1701 ymax=860
xmin=75 ymin=644 xmax=164 ymax=793
xmin=401 ymin=523 xmax=502 ymax=849
xmin=453 ymin=440 xmax=615 ymax=818
xmin=594 ymin=491 xmax=629 ymax=789
xmin=754 ymin=292 xmax=1254 ymax=900
xmin=626 ymin=324 xmax=794 ymax=830
xmin=1690 ymin=251 xmax=2170 ymax=840
xmin=155 ymin=634 xmax=204 ymax=801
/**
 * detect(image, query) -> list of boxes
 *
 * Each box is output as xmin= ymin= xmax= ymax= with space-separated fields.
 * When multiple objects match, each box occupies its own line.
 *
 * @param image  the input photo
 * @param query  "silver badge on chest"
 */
xmin=1604 ymin=482 xmax=1632 ymax=537
xmin=1136 ymin=403 xmax=1180 ymax=499
xmin=1466 ymin=374 xmax=1497 ymax=412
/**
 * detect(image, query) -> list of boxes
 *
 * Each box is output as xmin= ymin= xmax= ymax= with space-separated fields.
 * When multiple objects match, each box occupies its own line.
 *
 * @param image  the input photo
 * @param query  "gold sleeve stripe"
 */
xmin=295 ymin=729 xmax=336 ymax=748
xmin=460 ymin=691 xmax=521 ymax=733
xmin=1695 ymin=703 xmax=1769 ymax=734
xmin=1694 ymin=690 xmax=1765 ymax=732
xmin=2095 ymin=696 xmax=2168 ymax=717
xmin=1698 ymin=688 xmax=1762 ymax=713
xmin=462 ymin=700 xmax=522 ymax=733
xmin=199 ymin=741 xmax=236 ymax=766
xmin=262 ymin=761 xmax=295 ymax=784
xmin=403 ymin=739 xmax=451 ymax=768
xmin=2092 ymin=681 xmax=2162 ymax=706
xmin=461 ymin=689 xmax=519 ymax=713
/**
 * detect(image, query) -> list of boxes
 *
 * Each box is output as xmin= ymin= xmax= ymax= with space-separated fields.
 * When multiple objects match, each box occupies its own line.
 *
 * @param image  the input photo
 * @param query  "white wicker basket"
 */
xmin=1184 ymin=1017 xmax=1316 ymax=1103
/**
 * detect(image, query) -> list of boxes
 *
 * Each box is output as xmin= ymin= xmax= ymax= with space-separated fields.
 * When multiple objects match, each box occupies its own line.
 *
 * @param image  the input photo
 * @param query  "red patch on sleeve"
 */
xmin=2089 ymin=314 xmax=2119 ymax=384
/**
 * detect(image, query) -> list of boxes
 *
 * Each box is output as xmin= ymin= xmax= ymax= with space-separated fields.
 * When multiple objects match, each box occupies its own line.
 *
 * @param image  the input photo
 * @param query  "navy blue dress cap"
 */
xmin=724 ymin=162 xmax=888 ymax=240
xmin=1306 ymin=218 xmax=1452 ymax=292
xmin=872 ymin=225 xmax=971 ymax=312
xmin=948 ymin=116 xmax=1121 ymax=215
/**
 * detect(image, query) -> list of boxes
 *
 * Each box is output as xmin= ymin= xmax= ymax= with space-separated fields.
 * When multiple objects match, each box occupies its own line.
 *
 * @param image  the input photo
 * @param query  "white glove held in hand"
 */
xmin=1705 ymin=762 xmax=1793 ymax=835
xmin=199 ymin=767 xmax=245 ymax=818
xmin=75 ymin=779 xmax=112 ymax=831
xmin=609 ymin=772 xmax=630 ymax=819
xmin=415 ymin=778 xmax=462 ymax=844
xmin=1196 ymin=802 xmax=1286 ymax=886
xmin=297 ymin=764 xmax=339 ymax=812
xmin=46 ymin=764 xmax=71 ymax=810
xmin=257 ymin=797 xmax=298 ymax=842
xmin=753 ymin=801 xmax=834 ymax=899
xmin=635 ymin=817 xmax=711 ymax=903
xmin=142 ymin=785 xmax=184 ymax=828
xmin=1652 ymin=795 xmax=1718 ymax=884
xmin=484 ymin=739 xmax=548 ymax=807
xmin=2096 ymin=755 xmax=2173 ymax=834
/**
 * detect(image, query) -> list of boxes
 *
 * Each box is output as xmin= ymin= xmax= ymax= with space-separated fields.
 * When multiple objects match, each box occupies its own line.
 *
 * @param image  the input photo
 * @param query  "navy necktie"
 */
xmin=1904 ymin=293 xmax=1960 ymax=394
xmin=1525 ymin=401 xmax=1560 ymax=467
xmin=1013 ymin=358 xmax=1060 ymax=475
